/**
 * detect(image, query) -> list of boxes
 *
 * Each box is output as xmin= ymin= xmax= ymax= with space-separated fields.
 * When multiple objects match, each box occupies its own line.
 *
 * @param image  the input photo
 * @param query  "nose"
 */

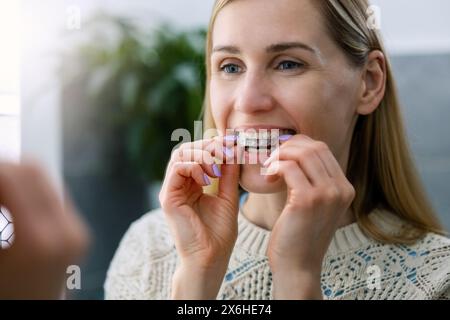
xmin=235 ymin=71 xmax=275 ymax=113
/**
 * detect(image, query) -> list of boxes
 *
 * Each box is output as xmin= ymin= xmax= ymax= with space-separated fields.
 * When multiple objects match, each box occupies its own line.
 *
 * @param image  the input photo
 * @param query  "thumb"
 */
xmin=217 ymin=163 xmax=240 ymax=203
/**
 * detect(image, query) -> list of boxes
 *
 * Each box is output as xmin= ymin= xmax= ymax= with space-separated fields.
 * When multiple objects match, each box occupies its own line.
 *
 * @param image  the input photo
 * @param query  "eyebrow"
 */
xmin=212 ymin=42 xmax=319 ymax=56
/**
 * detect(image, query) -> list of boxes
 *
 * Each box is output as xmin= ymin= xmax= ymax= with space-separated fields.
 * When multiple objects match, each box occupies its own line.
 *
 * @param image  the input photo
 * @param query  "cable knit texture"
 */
xmin=104 ymin=204 xmax=450 ymax=300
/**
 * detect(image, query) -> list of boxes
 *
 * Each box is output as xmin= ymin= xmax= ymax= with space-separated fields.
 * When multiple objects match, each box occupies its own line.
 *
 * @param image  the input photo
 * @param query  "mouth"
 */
xmin=233 ymin=127 xmax=297 ymax=152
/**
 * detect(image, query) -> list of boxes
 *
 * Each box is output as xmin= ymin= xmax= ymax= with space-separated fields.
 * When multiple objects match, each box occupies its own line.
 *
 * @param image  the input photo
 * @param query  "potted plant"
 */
xmin=62 ymin=13 xmax=206 ymax=204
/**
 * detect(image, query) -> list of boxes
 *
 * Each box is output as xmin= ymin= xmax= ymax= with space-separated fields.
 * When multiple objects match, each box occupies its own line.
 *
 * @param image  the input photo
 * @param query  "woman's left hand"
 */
xmin=263 ymin=135 xmax=355 ymax=299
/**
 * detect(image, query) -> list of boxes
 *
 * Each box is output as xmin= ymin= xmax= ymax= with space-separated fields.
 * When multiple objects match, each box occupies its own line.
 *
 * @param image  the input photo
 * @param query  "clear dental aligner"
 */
xmin=233 ymin=128 xmax=296 ymax=151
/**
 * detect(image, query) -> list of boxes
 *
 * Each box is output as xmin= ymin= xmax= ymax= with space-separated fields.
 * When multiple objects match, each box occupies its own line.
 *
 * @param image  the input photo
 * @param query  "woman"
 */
xmin=105 ymin=0 xmax=450 ymax=299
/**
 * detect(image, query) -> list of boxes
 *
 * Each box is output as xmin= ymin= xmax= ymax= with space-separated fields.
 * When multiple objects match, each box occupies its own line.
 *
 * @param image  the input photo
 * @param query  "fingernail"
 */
xmin=224 ymin=135 xmax=238 ymax=142
xmin=212 ymin=164 xmax=222 ymax=177
xmin=279 ymin=134 xmax=293 ymax=142
xmin=223 ymin=147 xmax=233 ymax=157
xmin=263 ymin=149 xmax=278 ymax=167
xmin=203 ymin=174 xmax=211 ymax=185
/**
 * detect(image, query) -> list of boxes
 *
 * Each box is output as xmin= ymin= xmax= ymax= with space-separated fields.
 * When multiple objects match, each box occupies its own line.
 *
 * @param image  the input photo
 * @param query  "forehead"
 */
xmin=212 ymin=0 xmax=326 ymax=50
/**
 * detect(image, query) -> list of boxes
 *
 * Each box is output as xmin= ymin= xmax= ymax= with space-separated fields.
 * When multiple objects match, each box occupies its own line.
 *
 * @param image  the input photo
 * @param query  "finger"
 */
xmin=315 ymin=146 xmax=347 ymax=179
xmin=172 ymin=148 xmax=221 ymax=178
xmin=167 ymin=161 xmax=211 ymax=192
xmin=177 ymin=139 xmax=239 ymax=202
xmin=217 ymin=163 xmax=240 ymax=203
xmin=265 ymin=145 xmax=331 ymax=184
xmin=292 ymin=135 xmax=341 ymax=178
xmin=178 ymin=136 xmax=235 ymax=154
xmin=178 ymin=138 xmax=215 ymax=151
xmin=264 ymin=160 xmax=311 ymax=189
xmin=168 ymin=139 xmax=215 ymax=171
xmin=170 ymin=138 xmax=235 ymax=170
xmin=205 ymin=136 xmax=236 ymax=164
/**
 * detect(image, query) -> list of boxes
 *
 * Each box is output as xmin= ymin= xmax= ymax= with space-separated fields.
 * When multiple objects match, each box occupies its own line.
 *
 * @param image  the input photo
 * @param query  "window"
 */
xmin=0 ymin=1 xmax=21 ymax=162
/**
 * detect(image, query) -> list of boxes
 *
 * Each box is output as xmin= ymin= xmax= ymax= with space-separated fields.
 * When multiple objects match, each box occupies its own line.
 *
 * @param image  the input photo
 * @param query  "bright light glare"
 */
xmin=0 ymin=1 xmax=21 ymax=101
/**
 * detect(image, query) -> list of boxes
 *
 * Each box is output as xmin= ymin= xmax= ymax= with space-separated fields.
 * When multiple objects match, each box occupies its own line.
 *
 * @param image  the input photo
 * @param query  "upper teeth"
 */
xmin=235 ymin=129 xmax=295 ymax=148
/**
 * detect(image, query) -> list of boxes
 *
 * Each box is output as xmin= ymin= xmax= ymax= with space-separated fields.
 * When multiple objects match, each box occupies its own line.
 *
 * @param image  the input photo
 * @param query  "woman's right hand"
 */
xmin=159 ymin=136 xmax=240 ymax=299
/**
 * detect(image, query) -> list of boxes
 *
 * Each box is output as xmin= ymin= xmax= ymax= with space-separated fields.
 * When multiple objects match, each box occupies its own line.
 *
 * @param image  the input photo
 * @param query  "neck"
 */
xmin=241 ymin=191 xmax=356 ymax=231
xmin=241 ymin=191 xmax=286 ymax=230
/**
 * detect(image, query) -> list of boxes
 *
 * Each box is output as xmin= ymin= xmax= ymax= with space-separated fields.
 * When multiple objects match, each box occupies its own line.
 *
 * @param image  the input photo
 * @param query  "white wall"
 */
xmin=372 ymin=0 xmax=450 ymax=55
xmin=69 ymin=0 xmax=450 ymax=56
xmin=73 ymin=0 xmax=450 ymax=55
xmin=20 ymin=0 xmax=68 ymax=186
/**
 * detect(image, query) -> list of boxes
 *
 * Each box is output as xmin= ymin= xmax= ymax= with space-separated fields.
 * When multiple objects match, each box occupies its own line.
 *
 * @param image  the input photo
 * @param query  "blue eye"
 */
xmin=278 ymin=61 xmax=303 ymax=70
xmin=220 ymin=64 xmax=241 ymax=74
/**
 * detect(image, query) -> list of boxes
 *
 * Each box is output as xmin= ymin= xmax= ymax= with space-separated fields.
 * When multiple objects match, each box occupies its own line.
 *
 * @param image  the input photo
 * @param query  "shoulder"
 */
xmin=355 ymin=210 xmax=450 ymax=299
xmin=104 ymin=208 xmax=177 ymax=299
xmin=383 ymin=210 xmax=450 ymax=298
xmin=112 ymin=207 xmax=175 ymax=263
xmin=415 ymin=231 xmax=450 ymax=251
xmin=376 ymin=231 xmax=450 ymax=299
xmin=409 ymin=232 xmax=450 ymax=271
xmin=411 ymin=232 xmax=450 ymax=299
xmin=125 ymin=207 xmax=174 ymax=257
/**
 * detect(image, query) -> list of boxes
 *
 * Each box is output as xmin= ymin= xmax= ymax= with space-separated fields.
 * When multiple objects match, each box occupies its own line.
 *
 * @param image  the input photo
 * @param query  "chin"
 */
xmin=239 ymin=164 xmax=287 ymax=193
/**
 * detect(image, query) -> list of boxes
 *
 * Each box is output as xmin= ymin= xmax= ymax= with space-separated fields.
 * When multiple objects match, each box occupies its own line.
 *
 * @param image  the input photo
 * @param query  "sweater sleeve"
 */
xmin=104 ymin=209 xmax=178 ymax=300
xmin=435 ymin=252 xmax=450 ymax=300
xmin=434 ymin=267 xmax=450 ymax=300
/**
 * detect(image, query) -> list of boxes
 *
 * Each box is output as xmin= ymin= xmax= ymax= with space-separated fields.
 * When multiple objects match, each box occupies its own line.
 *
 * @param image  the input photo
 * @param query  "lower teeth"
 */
xmin=245 ymin=146 xmax=272 ymax=151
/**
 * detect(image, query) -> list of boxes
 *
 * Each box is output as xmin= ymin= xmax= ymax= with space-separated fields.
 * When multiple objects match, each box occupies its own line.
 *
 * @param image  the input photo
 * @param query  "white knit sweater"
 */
xmin=104 ymin=203 xmax=450 ymax=300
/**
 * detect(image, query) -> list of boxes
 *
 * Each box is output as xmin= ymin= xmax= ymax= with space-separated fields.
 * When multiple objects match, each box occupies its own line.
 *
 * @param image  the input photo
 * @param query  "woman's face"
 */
xmin=210 ymin=0 xmax=362 ymax=193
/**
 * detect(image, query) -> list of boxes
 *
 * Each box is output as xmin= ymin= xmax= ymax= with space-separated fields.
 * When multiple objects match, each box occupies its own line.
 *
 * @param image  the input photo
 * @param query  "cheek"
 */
xmin=278 ymin=77 xmax=356 ymax=153
xmin=209 ymin=80 xmax=234 ymax=131
xmin=273 ymin=77 xmax=329 ymax=132
xmin=313 ymin=80 xmax=357 ymax=153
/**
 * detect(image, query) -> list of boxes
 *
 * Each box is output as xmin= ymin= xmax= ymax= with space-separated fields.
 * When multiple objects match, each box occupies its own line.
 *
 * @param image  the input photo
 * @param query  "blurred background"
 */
xmin=0 ymin=0 xmax=449 ymax=299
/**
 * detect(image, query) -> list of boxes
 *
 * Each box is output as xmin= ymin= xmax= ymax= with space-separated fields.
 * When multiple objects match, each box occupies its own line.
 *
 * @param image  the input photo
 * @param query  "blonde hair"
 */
xmin=201 ymin=0 xmax=446 ymax=244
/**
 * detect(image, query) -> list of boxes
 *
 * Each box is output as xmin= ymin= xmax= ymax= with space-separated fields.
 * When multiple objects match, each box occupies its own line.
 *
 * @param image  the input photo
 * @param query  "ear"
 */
xmin=356 ymin=50 xmax=387 ymax=115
